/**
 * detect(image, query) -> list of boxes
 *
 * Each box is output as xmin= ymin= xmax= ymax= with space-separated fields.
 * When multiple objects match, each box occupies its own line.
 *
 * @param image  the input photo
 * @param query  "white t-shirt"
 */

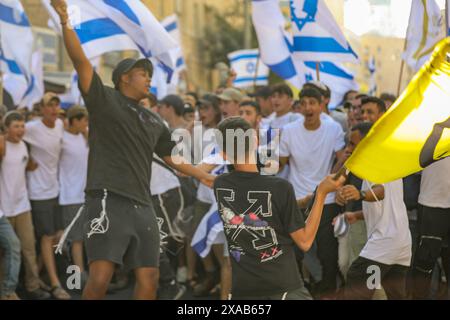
xmin=24 ymin=119 xmax=64 ymax=200
xmin=260 ymin=112 xmax=276 ymax=130
xmin=360 ymin=179 xmax=412 ymax=266
xmin=58 ymin=131 xmax=89 ymax=205
xmin=268 ymin=112 xmax=303 ymax=130
xmin=266 ymin=112 xmax=303 ymax=179
xmin=418 ymin=157 xmax=450 ymax=208
xmin=150 ymin=160 xmax=180 ymax=196
xmin=0 ymin=141 xmax=31 ymax=217
xmin=279 ymin=118 xmax=345 ymax=204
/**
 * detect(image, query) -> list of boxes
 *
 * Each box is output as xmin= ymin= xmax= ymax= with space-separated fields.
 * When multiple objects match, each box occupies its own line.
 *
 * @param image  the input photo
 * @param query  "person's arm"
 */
xmin=51 ymin=0 xmax=93 ymax=95
xmin=290 ymin=175 xmax=345 ymax=251
xmin=340 ymin=184 xmax=384 ymax=203
xmin=345 ymin=211 xmax=364 ymax=223
xmin=163 ymin=155 xmax=215 ymax=188
xmin=331 ymin=149 xmax=348 ymax=174
xmin=296 ymin=194 xmax=313 ymax=209
xmin=196 ymin=162 xmax=218 ymax=174
xmin=26 ymin=157 xmax=38 ymax=171
xmin=278 ymin=156 xmax=289 ymax=173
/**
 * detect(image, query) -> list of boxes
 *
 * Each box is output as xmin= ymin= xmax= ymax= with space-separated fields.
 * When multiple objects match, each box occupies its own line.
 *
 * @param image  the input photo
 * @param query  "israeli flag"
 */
xmin=150 ymin=60 xmax=169 ymax=99
xmin=228 ymin=49 xmax=269 ymax=88
xmin=290 ymin=0 xmax=358 ymax=63
xmin=161 ymin=14 xmax=185 ymax=72
xmin=191 ymin=202 xmax=226 ymax=258
xmin=42 ymin=0 xmax=177 ymax=70
xmin=252 ymin=0 xmax=302 ymax=88
xmin=0 ymin=0 xmax=33 ymax=79
xmin=296 ymin=61 xmax=359 ymax=109
xmin=3 ymin=51 xmax=44 ymax=109
xmin=367 ymin=56 xmax=377 ymax=96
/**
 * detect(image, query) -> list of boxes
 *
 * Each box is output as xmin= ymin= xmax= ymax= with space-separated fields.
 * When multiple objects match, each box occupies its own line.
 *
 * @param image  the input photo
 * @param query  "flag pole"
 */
xmin=315 ymin=62 xmax=320 ymax=81
xmin=446 ymin=0 xmax=449 ymax=36
xmin=253 ymin=52 xmax=261 ymax=91
xmin=397 ymin=3 xmax=413 ymax=96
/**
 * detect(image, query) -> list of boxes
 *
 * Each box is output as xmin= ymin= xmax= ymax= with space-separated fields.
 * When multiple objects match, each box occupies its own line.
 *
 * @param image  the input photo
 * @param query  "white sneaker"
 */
xmin=176 ymin=266 xmax=188 ymax=283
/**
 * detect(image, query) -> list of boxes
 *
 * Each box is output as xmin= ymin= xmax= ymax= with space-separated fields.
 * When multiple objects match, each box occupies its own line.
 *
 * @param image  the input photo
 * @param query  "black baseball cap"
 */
xmin=160 ymin=94 xmax=185 ymax=116
xmin=112 ymin=58 xmax=153 ymax=89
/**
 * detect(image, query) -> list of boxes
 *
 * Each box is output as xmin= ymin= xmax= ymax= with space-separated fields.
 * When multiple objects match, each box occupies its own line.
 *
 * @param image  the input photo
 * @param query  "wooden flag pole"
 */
xmin=253 ymin=53 xmax=261 ymax=92
xmin=397 ymin=3 xmax=413 ymax=96
xmin=315 ymin=62 xmax=320 ymax=81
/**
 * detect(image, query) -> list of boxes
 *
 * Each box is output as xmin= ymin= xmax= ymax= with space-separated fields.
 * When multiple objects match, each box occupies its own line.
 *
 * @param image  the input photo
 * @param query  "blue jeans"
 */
xmin=0 ymin=216 xmax=21 ymax=297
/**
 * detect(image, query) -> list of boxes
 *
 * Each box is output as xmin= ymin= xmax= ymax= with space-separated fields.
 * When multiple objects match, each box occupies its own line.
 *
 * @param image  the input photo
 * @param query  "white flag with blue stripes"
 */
xmin=296 ymin=61 xmax=359 ymax=109
xmin=150 ymin=60 xmax=169 ymax=99
xmin=161 ymin=14 xmax=185 ymax=72
xmin=228 ymin=49 xmax=269 ymax=88
xmin=92 ymin=0 xmax=177 ymax=70
xmin=252 ymin=0 xmax=302 ymax=88
xmin=290 ymin=0 xmax=358 ymax=63
xmin=0 ymin=0 xmax=33 ymax=78
xmin=191 ymin=202 xmax=225 ymax=258
xmin=1 ymin=1 xmax=44 ymax=109
xmin=3 ymin=51 xmax=44 ymax=109
xmin=42 ymin=0 xmax=177 ymax=70
xmin=42 ymin=0 xmax=138 ymax=59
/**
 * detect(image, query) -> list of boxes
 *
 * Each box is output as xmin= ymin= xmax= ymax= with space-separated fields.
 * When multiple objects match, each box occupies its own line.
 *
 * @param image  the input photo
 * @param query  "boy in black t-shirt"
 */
xmin=214 ymin=117 xmax=345 ymax=299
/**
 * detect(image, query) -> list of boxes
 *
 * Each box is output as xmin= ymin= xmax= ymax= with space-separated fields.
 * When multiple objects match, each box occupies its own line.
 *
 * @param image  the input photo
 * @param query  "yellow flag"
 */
xmin=345 ymin=37 xmax=450 ymax=184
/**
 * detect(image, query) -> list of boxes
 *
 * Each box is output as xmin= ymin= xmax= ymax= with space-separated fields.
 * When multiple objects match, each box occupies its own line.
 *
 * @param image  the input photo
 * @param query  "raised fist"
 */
xmin=51 ymin=0 xmax=69 ymax=20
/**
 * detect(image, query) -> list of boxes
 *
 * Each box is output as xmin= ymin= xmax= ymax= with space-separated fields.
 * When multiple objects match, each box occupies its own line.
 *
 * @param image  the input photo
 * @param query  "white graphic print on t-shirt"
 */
xmin=216 ymin=188 xmax=282 ymax=263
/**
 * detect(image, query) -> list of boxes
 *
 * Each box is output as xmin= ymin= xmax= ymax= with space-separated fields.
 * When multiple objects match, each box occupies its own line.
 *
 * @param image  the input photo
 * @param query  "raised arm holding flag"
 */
xmin=50 ymin=0 xmax=214 ymax=300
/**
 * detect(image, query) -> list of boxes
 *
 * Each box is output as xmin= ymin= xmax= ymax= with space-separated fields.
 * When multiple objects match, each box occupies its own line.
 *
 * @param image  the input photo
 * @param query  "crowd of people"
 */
xmin=0 ymin=0 xmax=449 ymax=301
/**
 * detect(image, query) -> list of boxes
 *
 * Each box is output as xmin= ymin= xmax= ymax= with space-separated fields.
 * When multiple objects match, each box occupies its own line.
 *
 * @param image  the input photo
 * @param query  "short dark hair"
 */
xmin=216 ymin=116 xmax=253 ymax=163
xmin=351 ymin=122 xmax=373 ymax=138
xmin=254 ymin=86 xmax=272 ymax=99
xmin=342 ymin=90 xmax=358 ymax=103
xmin=303 ymin=82 xmax=331 ymax=99
xmin=69 ymin=113 xmax=88 ymax=125
xmin=299 ymin=87 xmax=322 ymax=103
xmin=4 ymin=111 xmax=24 ymax=128
xmin=361 ymin=96 xmax=386 ymax=113
xmin=199 ymin=93 xmax=222 ymax=125
xmin=379 ymin=92 xmax=397 ymax=103
xmin=355 ymin=94 xmax=368 ymax=100
xmin=186 ymin=91 xmax=199 ymax=101
xmin=270 ymin=83 xmax=293 ymax=98
xmin=239 ymin=101 xmax=261 ymax=115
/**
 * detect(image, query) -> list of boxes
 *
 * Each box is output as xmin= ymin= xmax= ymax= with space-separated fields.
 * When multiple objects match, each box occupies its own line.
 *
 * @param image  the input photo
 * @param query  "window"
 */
xmin=34 ymin=27 xmax=58 ymax=70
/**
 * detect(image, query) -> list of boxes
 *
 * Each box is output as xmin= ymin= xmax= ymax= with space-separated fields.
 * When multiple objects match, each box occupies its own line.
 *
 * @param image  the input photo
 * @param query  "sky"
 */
xmin=344 ymin=0 xmax=447 ymax=37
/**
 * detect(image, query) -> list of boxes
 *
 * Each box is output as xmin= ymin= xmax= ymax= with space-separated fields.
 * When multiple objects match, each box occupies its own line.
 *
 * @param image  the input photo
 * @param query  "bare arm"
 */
xmin=163 ymin=155 xmax=216 ymax=188
xmin=290 ymin=175 xmax=346 ymax=251
xmin=278 ymin=156 xmax=289 ymax=173
xmin=331 ymin=149 xmax=347 ymax=174
xmin=340 ymin=184 xmax=384 ymax=203
xmin=51 ymin=0 xmax=93 ymax=94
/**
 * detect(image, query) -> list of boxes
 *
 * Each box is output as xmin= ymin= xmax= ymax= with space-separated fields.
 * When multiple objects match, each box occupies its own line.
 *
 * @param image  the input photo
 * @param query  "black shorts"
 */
xmin=30 ymin=198 xmax=63 ymax=238
xmin=61 ymin=204 xmax=85 ymax=242
xmin=83 ymin=191 xmax=160 ymax=271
